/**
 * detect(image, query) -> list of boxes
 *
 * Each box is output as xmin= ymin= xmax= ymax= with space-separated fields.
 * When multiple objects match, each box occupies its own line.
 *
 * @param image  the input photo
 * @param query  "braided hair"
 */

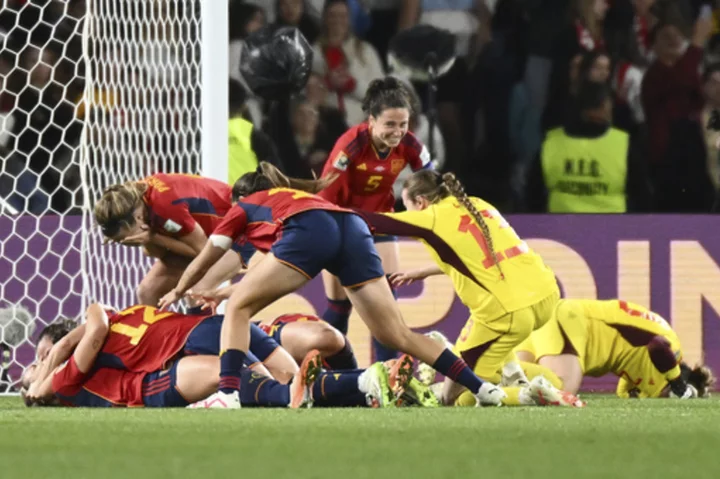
xmin=403 ymin=170 xmax=505 ymax=280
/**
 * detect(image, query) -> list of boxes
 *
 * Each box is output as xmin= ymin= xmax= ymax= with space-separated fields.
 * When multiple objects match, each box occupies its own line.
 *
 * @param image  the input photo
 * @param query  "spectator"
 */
xmin=227 ymin=80 xmax=282 ymax=184
xmin=274 ymin=0 xmax=320 ymax=44
xmin=702 ymin=63 xmax=720 ymax=190
xmin=527 ymin=82 xmax=650 ymax=213
xmin=545 ymin=0 xmax=609 ymax=129
xmin=641 ymin=15 xmax=716 ymax=211
xmin=228 ymin=1 xmax=267 ymax=127
xmin=312 ymin=0 xmax=385 ymax=126
xmin=397 ymin=0 xmax=491 ymax=175
xmin=304 ymin=72 xmax=349 ymax=142
xmin=365 ymin=0 xmax=402 ymax=70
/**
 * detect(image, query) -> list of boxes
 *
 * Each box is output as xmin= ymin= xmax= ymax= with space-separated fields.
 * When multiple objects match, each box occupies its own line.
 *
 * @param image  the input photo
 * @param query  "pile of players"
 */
xmin=22 ymin=77 xmax=714 ymax=409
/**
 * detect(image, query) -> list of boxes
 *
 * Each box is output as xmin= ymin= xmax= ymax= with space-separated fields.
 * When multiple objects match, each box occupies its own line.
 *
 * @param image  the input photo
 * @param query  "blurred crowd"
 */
xmin=4 ymin=0 xmax=720 ymax=214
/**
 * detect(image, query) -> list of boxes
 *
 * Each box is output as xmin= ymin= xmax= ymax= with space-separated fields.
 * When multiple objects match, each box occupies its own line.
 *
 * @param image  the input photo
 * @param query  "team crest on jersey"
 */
xmin=163 ymin=219 xmax=182 ymax=233
xmin=391 ymin=158 xmax=404 ymax=174
xmin=333 ymin=152 xmax=349 ymax=171
xmin=357 ymin=163 xmax=367 ymax=170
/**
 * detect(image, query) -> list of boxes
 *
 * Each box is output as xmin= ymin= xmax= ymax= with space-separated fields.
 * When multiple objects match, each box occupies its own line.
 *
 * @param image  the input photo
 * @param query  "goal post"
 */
xmin=0 ymin=0 xmax=229 ymax=394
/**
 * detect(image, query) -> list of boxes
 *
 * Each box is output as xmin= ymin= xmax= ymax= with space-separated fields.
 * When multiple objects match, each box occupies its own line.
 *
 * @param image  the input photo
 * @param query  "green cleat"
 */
xmin=359 ymin=362 xmax=396 ymax=408
xmin=399 ymin=378 xmax=441 ymax=408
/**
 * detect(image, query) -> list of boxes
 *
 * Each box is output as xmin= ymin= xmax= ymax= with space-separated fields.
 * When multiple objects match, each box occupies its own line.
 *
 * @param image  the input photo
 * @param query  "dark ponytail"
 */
xmin=232 ymin=161 xmax=337 ymax=201
xmin=361 ymin=77 xmax=414 ymax=118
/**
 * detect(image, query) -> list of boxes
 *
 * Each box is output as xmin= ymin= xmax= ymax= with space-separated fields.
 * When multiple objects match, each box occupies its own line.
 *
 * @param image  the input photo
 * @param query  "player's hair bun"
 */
xmin=362 ymin=76 xmax=412 ymax=117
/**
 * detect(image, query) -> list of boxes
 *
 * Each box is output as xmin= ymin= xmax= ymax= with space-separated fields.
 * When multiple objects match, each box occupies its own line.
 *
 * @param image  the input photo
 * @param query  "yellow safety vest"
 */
xmin=228 ymin=117 xmax=259 ymax=184
xmin=541 ymin=127 xmax=629 ymax=213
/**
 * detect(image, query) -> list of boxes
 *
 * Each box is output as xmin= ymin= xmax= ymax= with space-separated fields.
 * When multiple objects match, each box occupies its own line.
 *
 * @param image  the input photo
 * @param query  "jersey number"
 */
xmin=268 ymin=188 xmax=314 ymax=200
xmin=364 ymin=175 xmax=383 ymax=192
xmin=456 ymin=210 xmax=527 ymax=269
xmin=618 ymin=301 xmax=669 ymax=329
xmin=110 ymin=306 xmax=174 ymax=345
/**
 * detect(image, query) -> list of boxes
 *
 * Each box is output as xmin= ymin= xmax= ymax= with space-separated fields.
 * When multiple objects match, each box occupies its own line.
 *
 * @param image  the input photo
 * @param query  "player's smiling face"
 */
xmin=369 ymin=107 xmax=409 ymax=150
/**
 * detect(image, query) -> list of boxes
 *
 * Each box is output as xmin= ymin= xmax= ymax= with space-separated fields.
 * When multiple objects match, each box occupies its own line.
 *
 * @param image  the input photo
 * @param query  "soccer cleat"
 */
xmin=501 ymin=361 xmax=530 ymax=387
xmin=528 ymin=376 xmax=586 ymax=408
xmin=474 ymin=382 xmax=507 ymax=407
xmin=359 ymin=362 xmax=395 ymax=408
xmin=417 ymin=331 xmax=454 ymax=385
xmin=289 ymin=349 xmax=323 ymax=409
xmin=399 ymin=378 xmax=441 ymax=408
xmin=186 ymin=390 xmax=242 ymax=409
xmin=385 ymin=354 xmax=415 ymax=404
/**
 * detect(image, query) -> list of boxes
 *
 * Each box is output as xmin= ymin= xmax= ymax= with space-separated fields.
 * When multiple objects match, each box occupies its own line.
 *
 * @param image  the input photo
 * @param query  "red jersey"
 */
xmin=318 ymin=123 xmax=431 ymax=212
xmin=97 ymin=305 xmax=209 ymax=373
xmin=52 ymin=357 xmax=145 ymax=407
xmin=212 ymin=188 xmax=352 ymax=252
xmin=144 ymin=173 xmax=232 ymax=237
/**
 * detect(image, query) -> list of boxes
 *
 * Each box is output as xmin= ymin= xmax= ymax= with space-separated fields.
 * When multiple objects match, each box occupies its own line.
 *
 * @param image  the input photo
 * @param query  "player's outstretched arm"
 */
xmin=389 ymin=265 xmax=443 ymax=287
xmin=158 ymin=238 xmax=228 ymax=309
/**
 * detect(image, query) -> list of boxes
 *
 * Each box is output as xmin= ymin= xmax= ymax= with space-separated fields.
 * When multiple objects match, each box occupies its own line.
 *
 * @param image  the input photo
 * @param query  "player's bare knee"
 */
xmin=316 ymin=325 xmax=345 ymax=356
xmin=136 ymin=281 xmax=159 ymax=305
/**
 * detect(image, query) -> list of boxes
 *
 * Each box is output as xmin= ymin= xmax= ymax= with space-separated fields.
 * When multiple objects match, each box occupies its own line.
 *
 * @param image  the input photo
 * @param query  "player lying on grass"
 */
xmin=254 ymin=313 xmax=436 ymax=407
xmin=24 ymin=306 xmax=432 ymax=408
xmin=514 ymin=299 xmax=715 ymax=399
xmin=158 ymin=163 xmax=505 ymax=408
xmin=27 ymin=304 xmax=299 ymax=391
xmin=356 ymin=170 xmax=561 ymax=407
xmin=94 ymin=173 xmax=247 ymax=307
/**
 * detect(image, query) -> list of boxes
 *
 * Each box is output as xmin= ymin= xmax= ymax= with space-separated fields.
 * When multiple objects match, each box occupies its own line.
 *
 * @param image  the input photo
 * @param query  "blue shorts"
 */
xmin=142 ymin=360 xmax=188 ymax=408
xmin=374 ymin=234 xmax=398 ymax=244
xmin=272 ymin=210 xmax=385 ymax=287
xmin=183 ymin=315 xmax=279 ymax=365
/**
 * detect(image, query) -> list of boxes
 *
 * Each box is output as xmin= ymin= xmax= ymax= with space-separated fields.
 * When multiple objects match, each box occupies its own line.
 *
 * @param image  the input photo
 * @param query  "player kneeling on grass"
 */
xmin=514 ymin=299 xmax=715 ymax=399
xmin=22 ymin=309 xmax=430 ymax=408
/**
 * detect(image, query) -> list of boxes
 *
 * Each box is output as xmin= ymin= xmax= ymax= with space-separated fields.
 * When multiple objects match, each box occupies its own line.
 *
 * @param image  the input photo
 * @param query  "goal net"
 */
xmin=0 ymin=0 xmax=207 ymax=394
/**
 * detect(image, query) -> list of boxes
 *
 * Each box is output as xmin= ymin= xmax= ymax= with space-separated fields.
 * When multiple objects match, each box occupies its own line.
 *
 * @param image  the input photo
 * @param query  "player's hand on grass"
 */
xmin=158 ymin=289 xmax=182 ymax=310
xmin=389 ymin=269 xmax=429 ymax=287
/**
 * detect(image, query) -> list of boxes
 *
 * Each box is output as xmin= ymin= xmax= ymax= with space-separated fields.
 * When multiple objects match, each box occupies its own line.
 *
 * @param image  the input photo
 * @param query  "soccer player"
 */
xmin=357 ymin=170 xmax=562 ymax=406
xmin=23 ymin=316 xmax=417 ymax=409
xmin=317 ymin=76 xmax=431 ymax=361
xmin=514 ymin=299 xmax=716 ymax=399
xmin=157 ymin=162 xmax=505 ymax=409
xmin=93 ymin=173 xmax=243 ymax=306
xmin=257 ymin=313 xmax=357 ymax=369
xmin=27 ymin=303 xmax=299 ymax=392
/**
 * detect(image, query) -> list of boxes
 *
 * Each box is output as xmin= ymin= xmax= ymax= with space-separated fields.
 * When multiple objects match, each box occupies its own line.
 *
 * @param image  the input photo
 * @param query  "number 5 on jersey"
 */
xmin=364 ymin=175 xmax=382 ymax=192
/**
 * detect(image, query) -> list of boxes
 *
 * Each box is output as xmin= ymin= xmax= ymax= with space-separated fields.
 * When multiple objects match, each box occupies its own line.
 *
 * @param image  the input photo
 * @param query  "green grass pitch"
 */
xmin=2 ymin=396 xmax=720 ymax=479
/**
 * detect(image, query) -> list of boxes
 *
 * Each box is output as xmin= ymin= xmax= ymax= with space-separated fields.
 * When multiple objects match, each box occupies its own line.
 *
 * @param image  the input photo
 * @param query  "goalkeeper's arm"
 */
xmin=647 ymin=335 xmax=694 ymax=398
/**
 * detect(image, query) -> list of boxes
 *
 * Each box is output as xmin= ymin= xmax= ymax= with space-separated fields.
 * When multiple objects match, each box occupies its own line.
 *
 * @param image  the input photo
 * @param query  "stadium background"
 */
xmin=3 ymin=0 xmax=720 ymax=393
